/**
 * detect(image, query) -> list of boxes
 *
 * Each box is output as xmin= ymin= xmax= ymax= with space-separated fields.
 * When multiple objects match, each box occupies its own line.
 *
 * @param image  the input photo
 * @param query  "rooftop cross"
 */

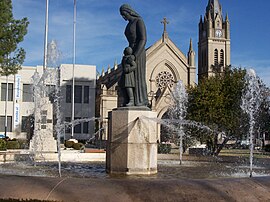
xmin=161 ymin=17 xmax=169 ymax=33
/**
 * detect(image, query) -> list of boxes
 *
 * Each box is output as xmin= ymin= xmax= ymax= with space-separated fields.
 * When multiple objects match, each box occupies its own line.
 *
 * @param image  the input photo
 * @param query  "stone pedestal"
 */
xmin=106 ymin=108 xmax=158 ymax=175
xmin=30 ymin=97 xmax=57 ymax=152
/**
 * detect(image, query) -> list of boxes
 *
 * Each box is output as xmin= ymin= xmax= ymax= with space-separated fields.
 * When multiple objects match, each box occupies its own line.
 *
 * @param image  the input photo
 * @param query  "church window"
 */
xmin=220 ymin=49 xmax=224 ymax=66
xmin=202 ymin=50 xmax=206 ymax=71
xmin=214 ymin=49 xmax=218 ymax=66
xmin=155 ymin=71 xmax=174 ymax=90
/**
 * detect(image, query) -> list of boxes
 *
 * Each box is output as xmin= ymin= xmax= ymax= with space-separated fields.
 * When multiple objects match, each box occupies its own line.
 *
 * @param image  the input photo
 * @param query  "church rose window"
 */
xmin=155 ymin=71 xmax=174 ymax=90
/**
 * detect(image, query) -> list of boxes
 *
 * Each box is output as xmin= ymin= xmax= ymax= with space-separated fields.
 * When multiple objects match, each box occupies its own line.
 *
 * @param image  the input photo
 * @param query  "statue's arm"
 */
xmin=133 ymin=19 xmax=147 ymax=58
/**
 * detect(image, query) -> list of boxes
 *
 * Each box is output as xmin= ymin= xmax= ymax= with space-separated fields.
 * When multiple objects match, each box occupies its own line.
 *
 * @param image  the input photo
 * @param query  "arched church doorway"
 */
xmin=160 ymin=111 xmax=177 ymax=144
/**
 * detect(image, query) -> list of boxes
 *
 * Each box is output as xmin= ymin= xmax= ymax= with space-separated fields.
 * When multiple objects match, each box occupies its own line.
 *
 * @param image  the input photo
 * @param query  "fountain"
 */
xmin=0 ymin=66 xmax=270 ymax=201
xmin=169 ymin=80 xmax=188 ymax=165
xmin=241 ymin=69 xmax=263 ymax=177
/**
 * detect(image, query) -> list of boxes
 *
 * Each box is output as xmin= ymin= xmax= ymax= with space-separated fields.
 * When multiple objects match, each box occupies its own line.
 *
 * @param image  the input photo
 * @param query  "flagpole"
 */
xmin=71 ymin=0 xmax=77 ymax=138
xmin=43 ymin=0 xmax=49 ymax=71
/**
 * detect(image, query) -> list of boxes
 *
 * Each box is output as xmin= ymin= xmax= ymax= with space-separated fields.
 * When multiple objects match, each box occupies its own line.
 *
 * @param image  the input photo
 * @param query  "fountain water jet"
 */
xmin=169 ymin=80 xmax=188 ymax=165
xmin=241 ymin=69 xmax=262 ymax=177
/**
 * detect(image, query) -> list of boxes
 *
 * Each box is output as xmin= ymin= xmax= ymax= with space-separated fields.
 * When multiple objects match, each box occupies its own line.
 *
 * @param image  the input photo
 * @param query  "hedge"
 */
xmin=7 ymin=140 xmax=20 ymax=149
xmin=0 ymin=139 xmax=7 ymax=151
xmin=158 ymin=143 xmax=172 ymax=154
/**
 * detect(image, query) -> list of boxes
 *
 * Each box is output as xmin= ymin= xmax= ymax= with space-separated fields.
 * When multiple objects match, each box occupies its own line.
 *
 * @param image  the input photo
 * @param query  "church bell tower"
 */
xmin=198 ymin=0 xmax=230 ymax=80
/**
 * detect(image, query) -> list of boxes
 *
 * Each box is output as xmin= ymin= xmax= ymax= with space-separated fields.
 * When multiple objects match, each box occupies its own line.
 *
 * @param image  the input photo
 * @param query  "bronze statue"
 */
xmin=120 ymin=4 xmax=148 ymax=107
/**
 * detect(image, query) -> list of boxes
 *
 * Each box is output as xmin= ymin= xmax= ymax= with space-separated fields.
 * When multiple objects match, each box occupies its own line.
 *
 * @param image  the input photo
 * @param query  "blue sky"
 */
xmin=12 ymin=0 xmax=270 ymax=86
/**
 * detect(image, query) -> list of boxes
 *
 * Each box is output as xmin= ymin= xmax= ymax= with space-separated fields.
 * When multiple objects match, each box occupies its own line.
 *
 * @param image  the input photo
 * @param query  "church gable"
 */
xmin=147 ymin=37 xmax=189 ymax=69
xmin=146 ymin=35 xmax=191 ymax=104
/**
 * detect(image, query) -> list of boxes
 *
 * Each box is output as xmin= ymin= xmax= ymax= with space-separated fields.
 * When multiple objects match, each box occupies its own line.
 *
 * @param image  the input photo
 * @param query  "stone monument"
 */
xmin=29 ymin=97 xmax=57 ymax=152
xmin=106 ymin=4 xmax=158 ymax=175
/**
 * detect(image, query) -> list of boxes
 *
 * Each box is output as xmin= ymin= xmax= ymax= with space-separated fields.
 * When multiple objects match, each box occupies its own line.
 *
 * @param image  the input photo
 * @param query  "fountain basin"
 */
xmin=0 ymin=174 xmax=270 ymax=202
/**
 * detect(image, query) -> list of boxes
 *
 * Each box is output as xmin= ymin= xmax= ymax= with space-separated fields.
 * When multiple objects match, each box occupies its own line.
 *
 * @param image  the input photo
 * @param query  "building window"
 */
xmin=220 ymin=49 xmax=224 ymax=67
xmin=65 ymin=117 xmax=71 ymax=133
xmin=83 ymin=122 xmax=89 ymax=133
xmin=21 ymin=116 xmax=34 ymax=133
xmin=1 ymin=83 xmax=13 ymax=101
xmin=22 ymin=84 xmax=34 ymax=102
xmin=73 ymin=117 xmax=81 ymax=134
xmin=75 ymin=85 xmax=82 ymax=103
xmin=214 ymin=49 xmax=218 ymax=66
xmin=0 ymin=116 xmax=12 ymax=132
xmin=84 ymin=86 xmax=89 ymax=103
xmin=66 ymin=85 xmax=71 ymax=103
xmin=66 ymin=85 xmax=83 ymax=103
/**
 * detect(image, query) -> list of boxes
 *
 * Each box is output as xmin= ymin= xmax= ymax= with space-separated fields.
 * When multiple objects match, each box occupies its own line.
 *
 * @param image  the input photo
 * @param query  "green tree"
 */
xmin=0 ymin=0 xmax=29 ymax=76
xmin=254 ymin=85 xmax=270 ymax=147
xmin=187 ymin=66 xmax=247 ymax=155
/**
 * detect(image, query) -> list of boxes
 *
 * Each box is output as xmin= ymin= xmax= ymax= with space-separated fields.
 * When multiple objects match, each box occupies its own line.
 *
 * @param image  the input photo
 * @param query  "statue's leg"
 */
xmin=126 ymin=87 xmax=134 ymax=107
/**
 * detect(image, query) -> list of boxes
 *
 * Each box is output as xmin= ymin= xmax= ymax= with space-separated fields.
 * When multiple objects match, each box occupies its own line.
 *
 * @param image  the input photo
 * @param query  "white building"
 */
xmin=0 ymin=64 xmax=96 ymax=141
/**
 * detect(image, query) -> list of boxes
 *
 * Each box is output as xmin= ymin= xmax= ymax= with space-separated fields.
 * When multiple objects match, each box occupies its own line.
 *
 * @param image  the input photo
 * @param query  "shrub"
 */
xmin=17 ymin=139 xmax=29 ymax=149
xmin=7 ymin=140 xmax=20 ymax=149
xmin=64 ymin=140 xmax=74 ymax=148
xmin=158 ymin=143 xmax=171 ymax=154
xmin=0 ymin=139 xmax=7 ymax=151
xmin=264 ymin=144 xmax=270 ymax=152
xmin=72 ymin=142 xmax=84 ymax=150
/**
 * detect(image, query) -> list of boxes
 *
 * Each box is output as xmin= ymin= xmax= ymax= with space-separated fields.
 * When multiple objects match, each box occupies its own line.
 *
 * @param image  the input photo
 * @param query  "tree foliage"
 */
xmin=0 ymin=0 xmax=29 ymax=76
xmin=187 ymin=66 xmax=248 ymax=155
xmin=254 ymin=85 xmax=270 ymax=146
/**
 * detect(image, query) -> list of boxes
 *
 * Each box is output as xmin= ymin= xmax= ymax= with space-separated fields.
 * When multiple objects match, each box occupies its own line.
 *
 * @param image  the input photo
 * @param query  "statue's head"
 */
xmin=124 ymin=47 xmax=133 ymax=55
xmin=120 ymin=4 xmax=140 ymax=20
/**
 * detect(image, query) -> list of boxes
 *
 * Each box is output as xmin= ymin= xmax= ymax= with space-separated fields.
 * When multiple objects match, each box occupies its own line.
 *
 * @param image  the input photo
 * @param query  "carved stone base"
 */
xmin=106 ymin=108 xmax=158 ymax=175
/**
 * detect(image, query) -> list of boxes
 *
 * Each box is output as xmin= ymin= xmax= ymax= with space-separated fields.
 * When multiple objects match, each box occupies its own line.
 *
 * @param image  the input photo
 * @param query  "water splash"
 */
xmin=241 ymin=69 xmax=262 ymax=177
xmin=169 ymin=81 xmax=188 ymax=165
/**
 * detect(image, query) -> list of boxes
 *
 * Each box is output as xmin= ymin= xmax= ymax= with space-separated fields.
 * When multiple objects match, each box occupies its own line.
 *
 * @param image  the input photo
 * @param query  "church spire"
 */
xmin=188 ymin=38 xmax=195 ymax=68
xmin=206 ymin=0 xmax=222 ymax=20
xmin=225 ymin=13 xmax=229 ymax=22
xmin=189 ymin=38 xmax=194 ymax=52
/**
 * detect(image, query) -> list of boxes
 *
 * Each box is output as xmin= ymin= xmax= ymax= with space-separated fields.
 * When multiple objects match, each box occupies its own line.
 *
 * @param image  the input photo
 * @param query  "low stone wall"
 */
xmin=0 ymin=150 xmax=106 ymax=163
